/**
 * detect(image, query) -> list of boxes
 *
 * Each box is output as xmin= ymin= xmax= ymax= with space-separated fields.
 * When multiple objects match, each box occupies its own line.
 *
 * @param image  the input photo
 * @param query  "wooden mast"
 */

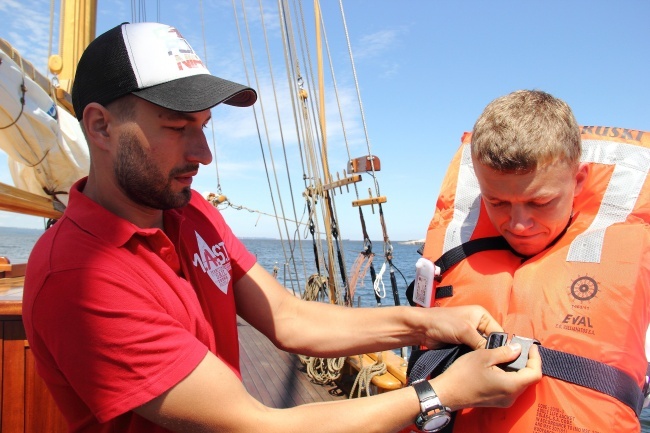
xmin=314 ymin=0 xmax=340 ymax=304
xmin=48 ymin=0 xmax=97 ymax=114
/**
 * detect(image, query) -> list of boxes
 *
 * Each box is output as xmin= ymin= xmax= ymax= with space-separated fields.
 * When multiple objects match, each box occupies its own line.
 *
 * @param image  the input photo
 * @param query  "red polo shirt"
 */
xmin=23 ymin=178 xmax=256 ymax=432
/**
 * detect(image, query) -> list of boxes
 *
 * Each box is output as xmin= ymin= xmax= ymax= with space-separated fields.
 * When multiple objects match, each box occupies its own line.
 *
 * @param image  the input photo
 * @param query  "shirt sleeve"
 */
xmin=30 ymin=265 xmax=209 ymax=423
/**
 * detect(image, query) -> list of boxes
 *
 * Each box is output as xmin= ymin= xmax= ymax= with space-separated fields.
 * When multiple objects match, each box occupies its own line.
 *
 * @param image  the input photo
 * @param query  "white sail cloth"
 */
xmin=0 ymin=49 xmax=89 ymax=207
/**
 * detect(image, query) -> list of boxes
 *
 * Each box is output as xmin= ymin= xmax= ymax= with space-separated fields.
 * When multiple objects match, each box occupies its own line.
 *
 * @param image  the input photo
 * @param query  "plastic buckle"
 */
xmin=485 ymin=332 xmax=540 ymax=372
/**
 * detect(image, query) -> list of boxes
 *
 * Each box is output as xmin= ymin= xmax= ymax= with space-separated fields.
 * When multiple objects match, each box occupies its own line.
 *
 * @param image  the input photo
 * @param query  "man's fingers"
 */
xmin=474 ymin=312 xmax=504 ymax=344
xmin=490 ymin=342 xmax=522 ymax=364
xmin=469 ymin=311 xmax=504 ymax=350
xmin=470 ymin=333 xmax=488 ymax=351
xmin=486 ymin=343 xmax=543 ymax=385
xmin=524 ymin=344 xmax=542 ymax=372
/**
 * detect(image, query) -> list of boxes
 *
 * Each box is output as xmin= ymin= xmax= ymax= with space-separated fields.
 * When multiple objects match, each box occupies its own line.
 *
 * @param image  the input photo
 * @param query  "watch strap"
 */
xmin=412 ymin=379 xmax=451 ymax=432
xmin=412 ymin=379 xmax=437 ymax=414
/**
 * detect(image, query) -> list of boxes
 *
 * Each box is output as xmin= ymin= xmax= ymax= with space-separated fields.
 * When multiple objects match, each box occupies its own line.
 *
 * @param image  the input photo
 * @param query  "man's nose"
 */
xmin=186 ymin=131 xmax=213 ymax=165
xmin=509 ymin=205 xmax=533 ymax=232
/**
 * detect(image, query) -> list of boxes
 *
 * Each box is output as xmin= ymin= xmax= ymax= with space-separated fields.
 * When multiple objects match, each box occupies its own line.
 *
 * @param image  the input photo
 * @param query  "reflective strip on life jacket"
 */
xmin=442 ymin=144 xmax=479 ymax=254
xmin=442 ymin=138 xmax=650 ymax=264
xmin=568 ymin=140 xmax=650 ymax=263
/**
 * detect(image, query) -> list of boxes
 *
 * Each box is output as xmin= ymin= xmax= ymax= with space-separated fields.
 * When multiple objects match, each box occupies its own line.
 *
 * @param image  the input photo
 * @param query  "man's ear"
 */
xmin=82 ymin=103 xmax=113 ymax=151
xmin=574 ymin=162 xmax=589 ymax=197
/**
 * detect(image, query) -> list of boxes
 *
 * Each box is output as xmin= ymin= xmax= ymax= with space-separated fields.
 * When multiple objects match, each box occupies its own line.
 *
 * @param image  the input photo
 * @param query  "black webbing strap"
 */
xmin=406 ymin=345 xmax=472 ymax=385
xmin=405 ymin=236 xmax=513 ymax=305
xmin=434 ymin=236 xmax=514 ymax=274
xmin=538 ymin=346 xmax=646 ymax=415
xmin=407 ymin=345 xmax=647 ymax=417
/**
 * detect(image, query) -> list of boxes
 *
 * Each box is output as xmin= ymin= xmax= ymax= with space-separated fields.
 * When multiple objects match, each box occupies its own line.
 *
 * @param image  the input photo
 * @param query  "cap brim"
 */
xmin=132 ymin=74 xmax=257 ymax=112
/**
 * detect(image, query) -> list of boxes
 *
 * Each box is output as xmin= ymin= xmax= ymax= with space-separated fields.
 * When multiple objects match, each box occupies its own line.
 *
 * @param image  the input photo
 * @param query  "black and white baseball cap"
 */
xmin=72 ymin=22 xmax=257 ymax=120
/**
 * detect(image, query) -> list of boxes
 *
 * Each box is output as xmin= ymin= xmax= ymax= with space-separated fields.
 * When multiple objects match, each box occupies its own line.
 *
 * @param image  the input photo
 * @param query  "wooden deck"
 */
xmin=237 ymin=317 xmax=349 ymax=407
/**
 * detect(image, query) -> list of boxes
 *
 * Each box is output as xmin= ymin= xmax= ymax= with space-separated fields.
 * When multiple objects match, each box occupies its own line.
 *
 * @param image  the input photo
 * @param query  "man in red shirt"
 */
xmin=23 ymin=22 xmax=541 ymax=433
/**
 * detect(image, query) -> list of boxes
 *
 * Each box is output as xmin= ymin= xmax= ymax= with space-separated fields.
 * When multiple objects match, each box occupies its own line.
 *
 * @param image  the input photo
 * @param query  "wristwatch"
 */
xmin=411 ymin=379 xmax=452 ymax=432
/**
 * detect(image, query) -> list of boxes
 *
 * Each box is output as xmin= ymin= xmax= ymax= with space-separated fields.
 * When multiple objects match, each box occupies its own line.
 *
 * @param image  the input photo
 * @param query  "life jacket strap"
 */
xmin=434 ymin=236 xmax=513 ymax=274
xmin=407 ymin=345 xmax=647 ymax=417
xmin=539 ymin=346 xmax=645 ymax=415
xmin=405 ymin=236 xmax=514 ymax=305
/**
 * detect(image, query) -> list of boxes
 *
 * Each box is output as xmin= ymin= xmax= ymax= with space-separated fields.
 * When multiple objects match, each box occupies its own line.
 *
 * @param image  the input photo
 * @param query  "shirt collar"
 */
xmin=65 ymin=177 xmax=183 ymax=248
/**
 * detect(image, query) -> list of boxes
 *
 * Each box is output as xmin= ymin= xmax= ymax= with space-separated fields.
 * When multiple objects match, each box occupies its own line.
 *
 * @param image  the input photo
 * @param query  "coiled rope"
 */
xmin=298 ymin=274 xmax=346 ymax=384
xmin=349 ymin=354 xmax=387 ymax=398
xmin=301 ymin=274 xmax=329 ymax=303
xmin=302 ymin=356 xmax=346 ymax=385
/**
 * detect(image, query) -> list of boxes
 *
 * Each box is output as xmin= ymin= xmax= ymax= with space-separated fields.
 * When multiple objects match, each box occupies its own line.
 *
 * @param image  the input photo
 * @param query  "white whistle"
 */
xmin=413 ymin=258 xmax=439 ymax=307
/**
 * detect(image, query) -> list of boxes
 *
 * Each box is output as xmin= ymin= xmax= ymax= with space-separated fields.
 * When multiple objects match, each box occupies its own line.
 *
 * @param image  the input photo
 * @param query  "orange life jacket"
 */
xmin=415 ymin=126 xmax=650 ymax=433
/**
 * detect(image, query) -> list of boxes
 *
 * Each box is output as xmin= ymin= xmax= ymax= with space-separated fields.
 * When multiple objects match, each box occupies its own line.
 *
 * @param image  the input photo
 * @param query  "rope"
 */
xmin=0 ymin=61 xmax=26 ymax=130
xmin=233 ymin=0 xmax=305 ymax=296
xmin=198 ymin=0 xmax=223 ymax=195
xmin=356 ymin=199 xmax=382 ymax=306
xmin=297 ymin=274 xmax=345 ymax=384
xmin=369 ymin=264 xmax=380 ymax=305
xmin=337 ymin=0 xmax=381 ymax=198
xmin=349 ymin=355 xmax=387 ymax=398
xmin=255 ymin=0 xmax=304 ymax=251
xmin=313 ymin=2 xmax=352 ymax=307
xmin=259 ymin=0 xmax=319 ymax=294
xmin=299 ymin=355 xmax=346 ymax=385
xmin=321 ymin=0 xmax=398 ymax=310
xmin=211 ymin=196 xmax=329 ymax=236
xmin=373 ymin=261 xmax=387 ymax=301
xmin=348 ymin=251 xmax=373 ymax=302
xmin=327 ymin=197 xmax=349 ymax=306
xmin=48 ymin=0 xmax=55 ymax=79
xmin=131 ymin=0 xmax=147 ymax=22
xmin=277 ymin=0 xmax=324 ymax=286
xmin=316 ymin=1 xmax=361 ymax=202
xmin=307 ymin=202 xmax=322 ymax=275
xmin=288 ymin=1 xmax=350 ymax=305
xmin=141 ymin=0 xmax=146 ymax=21
xmin=302 ymin=274 xmax=329 ymax=302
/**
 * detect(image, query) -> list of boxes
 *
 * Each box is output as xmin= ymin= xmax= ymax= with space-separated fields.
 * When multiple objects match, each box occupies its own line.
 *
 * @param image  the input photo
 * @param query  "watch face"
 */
xmin=423 ymin=412 xmax=451 ymax=432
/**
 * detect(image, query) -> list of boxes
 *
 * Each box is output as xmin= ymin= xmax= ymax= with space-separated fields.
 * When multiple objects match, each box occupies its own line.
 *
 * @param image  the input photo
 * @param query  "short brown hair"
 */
xmin=106 ymin=95 xmax=137 ymax=121
xmin=471 ymin=90 xmax=581 ymax=173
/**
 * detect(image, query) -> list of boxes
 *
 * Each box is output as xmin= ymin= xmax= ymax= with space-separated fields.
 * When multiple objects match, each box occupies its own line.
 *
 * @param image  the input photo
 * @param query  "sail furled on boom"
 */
xmin=0 ymin=40 xmax=89 ymax=208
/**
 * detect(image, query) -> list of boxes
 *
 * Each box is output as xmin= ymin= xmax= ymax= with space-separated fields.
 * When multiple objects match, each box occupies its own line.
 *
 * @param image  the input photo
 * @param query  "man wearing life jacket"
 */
xmin=409 ymin=90 xmax=650 ymax=432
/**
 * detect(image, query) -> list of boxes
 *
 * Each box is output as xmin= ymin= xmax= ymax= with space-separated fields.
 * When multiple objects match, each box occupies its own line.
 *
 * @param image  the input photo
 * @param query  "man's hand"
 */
xmin=431 ymin=343 xmax=542 ymax=411
xmin=420 ymin=305 xmax=505 ymax=350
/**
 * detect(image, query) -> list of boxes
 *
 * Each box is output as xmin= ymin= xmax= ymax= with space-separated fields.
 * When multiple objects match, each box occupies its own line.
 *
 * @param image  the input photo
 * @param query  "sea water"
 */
xmin=2 ymin=226 xmax=649 ymax=429
xmin=241 ymin=237 xmax=417 ymax=307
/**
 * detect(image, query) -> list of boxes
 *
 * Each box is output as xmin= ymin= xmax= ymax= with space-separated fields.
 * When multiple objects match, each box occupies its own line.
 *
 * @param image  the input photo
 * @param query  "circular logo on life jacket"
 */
xmin=570 ymin=276 xmax=598 ymax=301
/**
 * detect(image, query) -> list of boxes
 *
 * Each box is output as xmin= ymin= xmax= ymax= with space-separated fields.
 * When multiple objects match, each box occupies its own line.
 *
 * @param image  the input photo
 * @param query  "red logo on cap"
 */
xmin=166 ymin=27 xmax=205 ymax=71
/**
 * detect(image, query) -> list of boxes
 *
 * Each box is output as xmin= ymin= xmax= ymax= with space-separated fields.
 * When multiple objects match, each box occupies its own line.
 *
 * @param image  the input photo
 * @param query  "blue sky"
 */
xmin=1 ymin=0 xmax=649 ymax=242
